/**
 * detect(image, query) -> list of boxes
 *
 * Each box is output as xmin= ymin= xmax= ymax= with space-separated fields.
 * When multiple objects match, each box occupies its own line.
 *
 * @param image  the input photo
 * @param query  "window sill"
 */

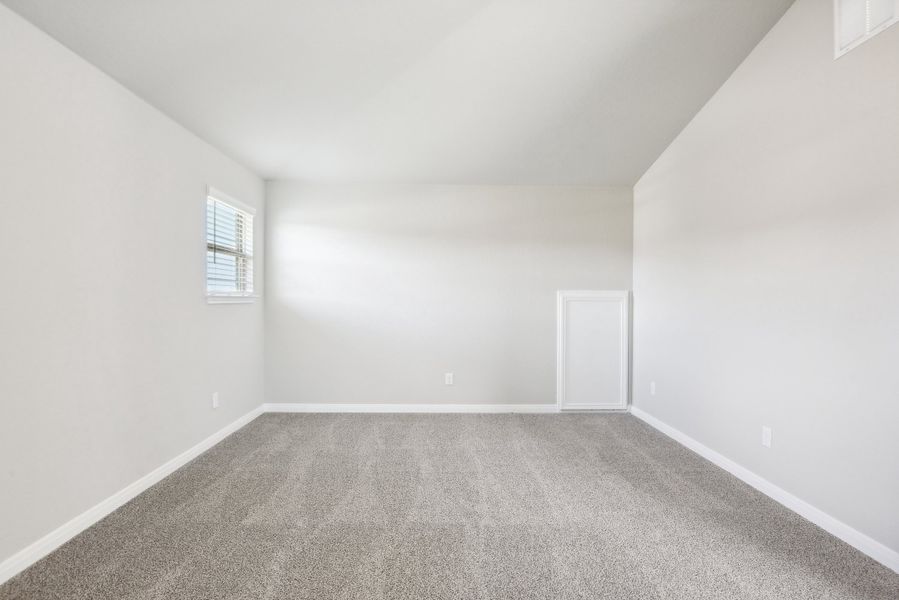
xmin=207 ymin=294 xmax=259 ymax=305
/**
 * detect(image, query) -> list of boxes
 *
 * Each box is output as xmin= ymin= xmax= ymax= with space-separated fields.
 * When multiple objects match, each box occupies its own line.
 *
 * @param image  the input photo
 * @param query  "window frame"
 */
xmin=834 ymin=0 xmax=899 ymax=58
xmin=206 ymin=186 xmax=258 ymax=304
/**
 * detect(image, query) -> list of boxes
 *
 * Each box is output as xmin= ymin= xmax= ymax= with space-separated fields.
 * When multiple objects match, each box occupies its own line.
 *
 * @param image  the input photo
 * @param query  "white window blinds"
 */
xmin=206 ymin=190 xmax=255 ymax=298
xmin=835 ymin=0 xmax=898 ymax=57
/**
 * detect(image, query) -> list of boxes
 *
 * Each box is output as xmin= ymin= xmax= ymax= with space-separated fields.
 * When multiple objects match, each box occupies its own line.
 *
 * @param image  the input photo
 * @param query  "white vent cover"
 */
xmin=835 ymin=0 xmax=898 ymax=57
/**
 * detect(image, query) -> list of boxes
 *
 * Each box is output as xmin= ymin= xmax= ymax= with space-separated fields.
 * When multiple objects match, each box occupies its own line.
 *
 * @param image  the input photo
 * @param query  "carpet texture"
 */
xmin=1 ymin=413 xmax=897 ymax=599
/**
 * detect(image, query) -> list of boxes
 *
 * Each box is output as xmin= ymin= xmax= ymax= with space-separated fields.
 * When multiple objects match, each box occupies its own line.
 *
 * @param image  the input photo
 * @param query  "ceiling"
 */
xmin=3 ymin=0 xmax=793 ymax=184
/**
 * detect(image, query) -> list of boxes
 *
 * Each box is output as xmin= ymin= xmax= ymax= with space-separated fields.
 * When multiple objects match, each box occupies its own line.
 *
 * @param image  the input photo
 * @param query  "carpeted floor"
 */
xmin=2 ymin=413 xmax=897 ymax=599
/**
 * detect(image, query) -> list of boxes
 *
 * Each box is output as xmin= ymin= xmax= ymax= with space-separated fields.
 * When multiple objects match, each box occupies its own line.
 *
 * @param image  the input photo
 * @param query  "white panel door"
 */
xmin=557 ymin=290 xmax=629 ymax=410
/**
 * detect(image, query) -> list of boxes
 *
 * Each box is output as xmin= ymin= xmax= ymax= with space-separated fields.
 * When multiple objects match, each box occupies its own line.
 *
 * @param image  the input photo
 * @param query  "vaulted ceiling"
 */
xmin=2 ymin=0 xmax=793 ymax=184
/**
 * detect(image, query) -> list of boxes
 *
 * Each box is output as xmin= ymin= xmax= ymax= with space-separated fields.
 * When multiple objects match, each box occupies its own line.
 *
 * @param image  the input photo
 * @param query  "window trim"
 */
xmin=206 ymin=186 xmax=258 ymax=304
xmin=834 ymin=0 xmax=899 ymax=59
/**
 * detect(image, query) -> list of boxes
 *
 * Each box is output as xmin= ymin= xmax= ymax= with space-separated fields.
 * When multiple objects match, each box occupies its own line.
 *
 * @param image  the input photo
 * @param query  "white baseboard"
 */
xmin=7 ymin=403 xmax=894 ymax=586
xmin=0 ymin=405 xmax=265 ymax=585
xmin=263 ymin=403 xmax=560 ymax=413
xmin=0 ymin=400 xmax=568 ymax=583
xmin=629 ymin=405 xmax=899 ymax=574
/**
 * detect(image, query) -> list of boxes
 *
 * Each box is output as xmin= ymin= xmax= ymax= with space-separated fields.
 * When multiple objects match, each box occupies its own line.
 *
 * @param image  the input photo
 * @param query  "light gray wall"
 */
xmin=266 ymin=183 xmax=632 ymax=406
xmin=0 ymin=6 xmax=264 ymax=564
xmin=633 ymin=0 xmax=899 ymax=554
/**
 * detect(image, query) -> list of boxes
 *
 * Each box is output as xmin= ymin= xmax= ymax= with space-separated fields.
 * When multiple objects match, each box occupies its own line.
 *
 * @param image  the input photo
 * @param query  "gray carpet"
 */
xmin=1 ymin=414 xmax=897 ymax=599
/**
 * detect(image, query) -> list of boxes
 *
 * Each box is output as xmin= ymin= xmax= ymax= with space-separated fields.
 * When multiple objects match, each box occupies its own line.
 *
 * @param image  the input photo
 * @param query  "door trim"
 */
xmin=556 ymin=290 xmax=630 ymax=411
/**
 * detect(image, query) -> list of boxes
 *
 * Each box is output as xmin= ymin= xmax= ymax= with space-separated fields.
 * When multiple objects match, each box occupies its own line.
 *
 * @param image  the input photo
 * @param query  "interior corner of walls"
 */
xmin=627 ymin=0 xmax=899 ymax=569
xmin=0 ymin=10 xmax=269 ymax=580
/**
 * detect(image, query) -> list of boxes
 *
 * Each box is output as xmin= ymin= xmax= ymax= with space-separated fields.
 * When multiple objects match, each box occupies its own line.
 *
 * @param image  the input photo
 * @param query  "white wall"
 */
xmin=0 ymin=5 xmax=264 ymax=564
xmin=266 ymin=183 xmax=632 ymax=406
xmin=634 ymin=0 xmax=899 ymax=556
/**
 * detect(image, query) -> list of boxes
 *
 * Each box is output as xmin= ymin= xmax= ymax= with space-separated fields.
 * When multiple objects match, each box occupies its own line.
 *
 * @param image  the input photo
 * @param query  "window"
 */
xmin=835 ymin=0 xmax=898 ymax=57
xmin=206 ymin=188 xmax=255 ymax=301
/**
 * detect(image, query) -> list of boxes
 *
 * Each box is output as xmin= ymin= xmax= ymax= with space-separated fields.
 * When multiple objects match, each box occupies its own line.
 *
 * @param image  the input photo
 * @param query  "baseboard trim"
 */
xmin=263 ymin=403 xmax=560 ymax=414
xmin=10 ymin=403 xmax=893 ymax=584
xmin=629 ymin=406 xmax=899 ymax=574
xmin=0 ymin=405 xmax=265 ymax=585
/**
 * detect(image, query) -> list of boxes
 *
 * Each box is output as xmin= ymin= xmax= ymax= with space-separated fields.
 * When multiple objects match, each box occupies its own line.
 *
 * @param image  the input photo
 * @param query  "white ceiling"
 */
xmin=3 ymin=0 xmax=792 ymax=184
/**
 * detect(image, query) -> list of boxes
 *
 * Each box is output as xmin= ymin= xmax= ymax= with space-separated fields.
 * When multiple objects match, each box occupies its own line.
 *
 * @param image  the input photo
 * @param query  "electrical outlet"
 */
xmin=649 ymin=381 xmax=656 ymax=396
xmin=444 ymin=373 xmax=454 ymax=386
xmin=761 ymin=426 xmax=772 ymax=448
xmin=212 ymin=392 xmax=220 ymax=409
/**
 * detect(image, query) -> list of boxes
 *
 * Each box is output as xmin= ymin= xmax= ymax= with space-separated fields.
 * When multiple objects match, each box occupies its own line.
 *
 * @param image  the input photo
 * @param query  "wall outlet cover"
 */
xmin=762 ymin=426 xmax=772 ymax=448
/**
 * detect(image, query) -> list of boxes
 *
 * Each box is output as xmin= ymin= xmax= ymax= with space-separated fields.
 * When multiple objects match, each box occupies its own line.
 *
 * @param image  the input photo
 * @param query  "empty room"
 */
xmin=1 ymin=0 xmax=897 ymax=598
